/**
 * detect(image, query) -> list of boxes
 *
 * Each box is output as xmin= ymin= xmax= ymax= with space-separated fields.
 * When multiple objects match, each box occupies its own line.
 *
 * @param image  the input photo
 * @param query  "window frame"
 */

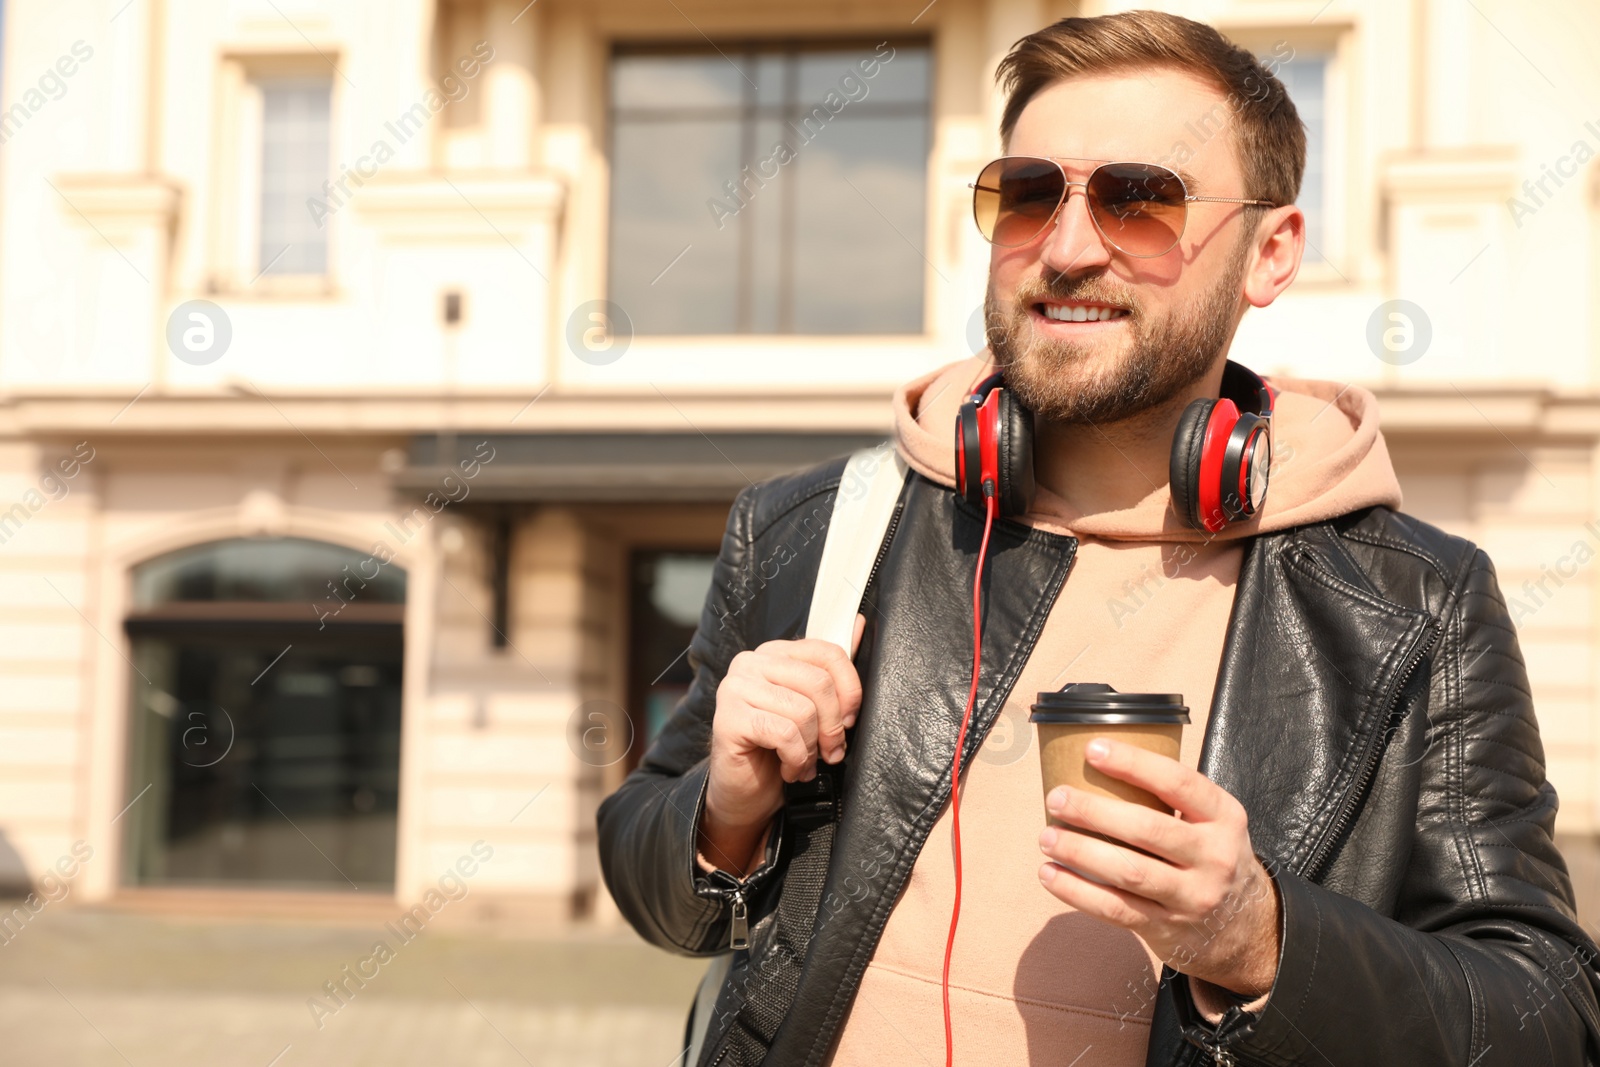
xmin=210 ymin=53 xmax=341 ymax=297
xmin=1224 ymin=25 xmax=1352 ymax=286
xmin=602 ymin=36 xmax=937 ymax=339
xmin=1276 ymin=44 xmax=1342 ymax=278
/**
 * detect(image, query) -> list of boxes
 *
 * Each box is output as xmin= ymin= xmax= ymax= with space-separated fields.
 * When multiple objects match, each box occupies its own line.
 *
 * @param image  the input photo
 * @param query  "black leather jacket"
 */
xmin=597 ymin=455 xmax=1600 ymax=1066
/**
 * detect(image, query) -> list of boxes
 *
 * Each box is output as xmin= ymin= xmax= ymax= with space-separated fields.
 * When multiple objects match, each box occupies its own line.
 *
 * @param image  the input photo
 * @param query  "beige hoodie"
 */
xmin=824 ymin=355 xmax=1402 ymax=1067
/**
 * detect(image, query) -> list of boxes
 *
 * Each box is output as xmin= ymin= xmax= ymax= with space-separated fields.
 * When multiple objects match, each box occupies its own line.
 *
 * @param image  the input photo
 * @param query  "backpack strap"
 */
xmin=805 ymin=442 xmax=910 ymax=650
xmin=688 ymin=442 xmax=909 ymax=1067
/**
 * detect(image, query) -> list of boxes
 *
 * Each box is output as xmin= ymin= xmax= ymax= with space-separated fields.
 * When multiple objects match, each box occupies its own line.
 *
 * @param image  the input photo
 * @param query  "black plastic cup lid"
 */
xmin=1030 ymin=683 xmax=1190 ymax=725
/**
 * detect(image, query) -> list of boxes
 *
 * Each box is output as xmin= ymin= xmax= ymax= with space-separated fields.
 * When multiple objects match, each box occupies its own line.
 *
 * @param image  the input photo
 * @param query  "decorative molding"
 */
xmin=49 ymin=174 xmax=183 ymax=226
xmin=352 ymin=172 xmax=566 ymax=235
xmin=1380 ymin=147 xmax=1520 ymax=200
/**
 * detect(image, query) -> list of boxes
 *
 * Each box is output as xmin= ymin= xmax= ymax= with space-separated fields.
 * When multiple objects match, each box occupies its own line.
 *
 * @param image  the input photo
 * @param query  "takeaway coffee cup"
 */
xmin=1031 ymin=684 xmax=1190 ymax=847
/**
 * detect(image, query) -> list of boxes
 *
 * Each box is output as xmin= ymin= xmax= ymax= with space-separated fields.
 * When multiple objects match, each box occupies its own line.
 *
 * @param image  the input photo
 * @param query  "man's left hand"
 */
xmin=1035 ymin=736 xmax=1282 ymax=998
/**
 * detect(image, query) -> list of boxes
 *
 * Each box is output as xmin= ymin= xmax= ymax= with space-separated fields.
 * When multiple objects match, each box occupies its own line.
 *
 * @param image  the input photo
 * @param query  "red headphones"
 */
xmin=953 ymin=360 xmax=1276 ymax=533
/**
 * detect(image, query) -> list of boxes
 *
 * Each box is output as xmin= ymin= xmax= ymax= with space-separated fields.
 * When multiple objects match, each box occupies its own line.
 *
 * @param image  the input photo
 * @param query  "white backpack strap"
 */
xmin=804 ymin=441 xmax=908 ymax=650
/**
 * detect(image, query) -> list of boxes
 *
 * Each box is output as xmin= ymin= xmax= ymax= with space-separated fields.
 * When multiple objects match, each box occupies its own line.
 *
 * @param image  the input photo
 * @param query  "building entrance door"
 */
xmin=121 ymin=538 xmax=405 ymax=891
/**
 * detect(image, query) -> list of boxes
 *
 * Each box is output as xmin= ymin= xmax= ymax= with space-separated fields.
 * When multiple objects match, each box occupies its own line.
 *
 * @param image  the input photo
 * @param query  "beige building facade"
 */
xmin=0 ymin=0 xmax=1596 ymax=922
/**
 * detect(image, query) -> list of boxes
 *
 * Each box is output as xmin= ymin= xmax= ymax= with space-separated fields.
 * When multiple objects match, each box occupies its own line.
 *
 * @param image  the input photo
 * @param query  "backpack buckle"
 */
xmin=782 ymin=766 xmax=840 ymax=829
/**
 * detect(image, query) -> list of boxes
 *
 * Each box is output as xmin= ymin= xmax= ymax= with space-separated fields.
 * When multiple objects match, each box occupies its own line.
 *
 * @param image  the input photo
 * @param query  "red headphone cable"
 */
xmin=943 ymin=481 xmax=997 ymax=1067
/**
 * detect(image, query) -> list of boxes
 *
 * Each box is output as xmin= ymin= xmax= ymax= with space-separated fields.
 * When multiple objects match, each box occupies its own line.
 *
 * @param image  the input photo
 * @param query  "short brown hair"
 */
xmin=995 ymin=10 xmax=1305 ymax=209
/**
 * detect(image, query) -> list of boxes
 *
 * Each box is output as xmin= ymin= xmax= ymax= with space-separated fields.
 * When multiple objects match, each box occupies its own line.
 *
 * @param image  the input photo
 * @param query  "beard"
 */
xmin=983 ymin=233 xmax=1253 ymax=426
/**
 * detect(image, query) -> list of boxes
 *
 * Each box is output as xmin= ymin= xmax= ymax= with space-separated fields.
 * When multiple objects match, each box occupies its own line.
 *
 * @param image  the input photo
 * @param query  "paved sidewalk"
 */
xmin=0 ymin=907 xmax=706 ymax=1066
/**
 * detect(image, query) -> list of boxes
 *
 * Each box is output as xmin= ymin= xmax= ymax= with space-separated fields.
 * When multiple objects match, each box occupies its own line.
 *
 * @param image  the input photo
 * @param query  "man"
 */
xmin=599 ymin=11 xmax=1600 ymax=1066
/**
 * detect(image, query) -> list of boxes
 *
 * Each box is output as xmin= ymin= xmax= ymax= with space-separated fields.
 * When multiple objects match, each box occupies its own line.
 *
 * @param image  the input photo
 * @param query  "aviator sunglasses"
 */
xmin=969 ymin=155 xmax=1279 ymax=257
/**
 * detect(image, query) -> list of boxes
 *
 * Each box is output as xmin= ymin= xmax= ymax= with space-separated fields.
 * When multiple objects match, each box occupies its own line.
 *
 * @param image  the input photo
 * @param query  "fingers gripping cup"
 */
xmin=1031 ymin=684 xmax=1190 ymax=849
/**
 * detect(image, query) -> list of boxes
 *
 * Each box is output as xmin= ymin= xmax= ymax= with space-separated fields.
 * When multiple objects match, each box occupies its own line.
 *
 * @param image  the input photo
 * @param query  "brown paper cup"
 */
xmin=1036 ymin=722 xmax=1182 ymax=840
xmin=1031 ymin=684 xmax=1189 ymax=852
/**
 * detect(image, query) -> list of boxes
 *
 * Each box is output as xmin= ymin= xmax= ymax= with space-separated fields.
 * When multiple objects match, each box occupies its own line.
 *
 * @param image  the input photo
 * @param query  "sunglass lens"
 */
xmin=973 ymin=158 xmax=1064 ymax=246
xmin=1087 ymin=163 xmax=1186 ymax=256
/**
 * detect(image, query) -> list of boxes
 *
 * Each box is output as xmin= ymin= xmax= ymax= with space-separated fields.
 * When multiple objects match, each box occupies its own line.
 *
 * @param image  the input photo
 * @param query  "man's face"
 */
xmin=984 ymin=68 xmax=1262 ymax=426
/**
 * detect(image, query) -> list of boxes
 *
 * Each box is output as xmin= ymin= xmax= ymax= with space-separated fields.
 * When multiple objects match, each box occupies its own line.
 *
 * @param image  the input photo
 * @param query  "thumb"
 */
xmin=843 ymin=613 xmax=868 ymax=730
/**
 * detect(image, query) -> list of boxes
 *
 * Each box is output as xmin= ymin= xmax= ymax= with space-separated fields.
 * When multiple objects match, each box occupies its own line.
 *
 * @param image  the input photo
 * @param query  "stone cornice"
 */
xmin=2 ymin=383 xmax=1598 ymax=439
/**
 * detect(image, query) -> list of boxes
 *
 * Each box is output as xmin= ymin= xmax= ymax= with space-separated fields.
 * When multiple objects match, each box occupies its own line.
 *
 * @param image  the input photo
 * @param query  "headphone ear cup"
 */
xmin=1169 ymin=398 xmax=1214 ymax=530
xmin=994 ymin=390 xmax=1035 ymax=517
xmin=956 ymin=401 xmax=982 ymax=508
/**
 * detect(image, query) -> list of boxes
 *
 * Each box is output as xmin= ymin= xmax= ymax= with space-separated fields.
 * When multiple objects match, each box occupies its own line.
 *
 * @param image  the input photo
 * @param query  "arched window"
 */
xmin=122 ymin=538 xmax=405 ymax=891
xmin=131 ymin=536 xmax=406 ymax=610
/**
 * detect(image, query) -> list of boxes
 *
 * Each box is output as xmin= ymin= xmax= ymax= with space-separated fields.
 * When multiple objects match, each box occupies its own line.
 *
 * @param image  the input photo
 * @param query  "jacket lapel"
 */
xmin=1197 ymin=524 xmax=1434 ymax=870
xmin=769 ymin=471 xmax=1076 ymax=1067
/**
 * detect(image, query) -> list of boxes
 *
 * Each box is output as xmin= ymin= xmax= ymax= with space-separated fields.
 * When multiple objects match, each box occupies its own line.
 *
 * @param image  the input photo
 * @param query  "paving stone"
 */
xmin=0 ymin=906 xmax=706 ymax=1066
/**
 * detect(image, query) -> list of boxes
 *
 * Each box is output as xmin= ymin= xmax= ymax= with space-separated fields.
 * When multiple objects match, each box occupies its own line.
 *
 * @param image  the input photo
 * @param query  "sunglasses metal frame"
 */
xmin=968 ymin=154 xmax=1280 ymax=257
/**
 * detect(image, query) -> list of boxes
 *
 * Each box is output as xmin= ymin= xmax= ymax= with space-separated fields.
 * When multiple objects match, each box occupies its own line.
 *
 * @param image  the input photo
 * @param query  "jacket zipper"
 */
xmin=1300 ymin=616 xmax=1442 ymax=883
xmin=859 ymin=496 xmax=905 ymax=606
xmin=1198 ymin=996 xmax=1258 ymax=1066
xmin=698 ymin=835 xmax=783 ymax=950
xmin=729 ymin=885 xmax=749 ymax=949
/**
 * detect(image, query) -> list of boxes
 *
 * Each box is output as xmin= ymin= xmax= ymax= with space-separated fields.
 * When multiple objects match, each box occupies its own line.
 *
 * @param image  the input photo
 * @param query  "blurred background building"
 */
xmin=1 ymin=0 xmax=1597 ymax=930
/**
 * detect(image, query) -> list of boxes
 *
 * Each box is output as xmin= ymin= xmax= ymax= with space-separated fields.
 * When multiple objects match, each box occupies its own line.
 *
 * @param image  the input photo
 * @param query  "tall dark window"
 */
xmin=627 ymin=550 xmax=717 ymax=768
xmin=608 ymin=40 xmax=932 ymax=335
xmin=122 ymin=538 xmax=404 ymax=890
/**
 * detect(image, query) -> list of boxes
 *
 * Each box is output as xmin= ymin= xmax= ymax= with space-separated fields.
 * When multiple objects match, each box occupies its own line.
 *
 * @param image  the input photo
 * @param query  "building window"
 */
xmin=627 ymin=550 xmax=716 ymax=766
xmin=257 ymin=78 xmax=332 ymax=276
xmin=608 ymin=41 xmax=932 ymax=335
xmin=122 ymin=538 xmax=404 ymax=890
xmin=1272 ymin=52 xmax=1329 ymax=263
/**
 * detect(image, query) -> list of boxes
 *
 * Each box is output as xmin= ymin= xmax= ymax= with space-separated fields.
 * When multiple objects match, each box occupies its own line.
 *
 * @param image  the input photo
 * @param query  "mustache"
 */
xmin=1012 ymin=275 xmax=1138 ymax=311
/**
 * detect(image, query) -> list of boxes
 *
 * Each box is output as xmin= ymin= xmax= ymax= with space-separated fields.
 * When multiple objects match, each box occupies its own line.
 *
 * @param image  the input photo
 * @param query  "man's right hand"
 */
xmin=699 ymin=613 xmax=867 ymax=877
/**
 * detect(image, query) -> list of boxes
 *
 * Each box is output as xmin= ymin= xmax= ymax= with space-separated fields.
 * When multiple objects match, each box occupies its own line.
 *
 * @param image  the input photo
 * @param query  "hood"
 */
xmin=891 ymin=354 xmax=1403 ymax=542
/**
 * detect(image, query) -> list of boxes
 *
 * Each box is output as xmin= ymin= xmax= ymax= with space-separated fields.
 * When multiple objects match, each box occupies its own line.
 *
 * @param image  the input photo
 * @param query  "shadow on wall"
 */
xmin=0 ymin=829 xmax=30 ymax=896
xmin=0 ymin=828 xmax=96 ymax=948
